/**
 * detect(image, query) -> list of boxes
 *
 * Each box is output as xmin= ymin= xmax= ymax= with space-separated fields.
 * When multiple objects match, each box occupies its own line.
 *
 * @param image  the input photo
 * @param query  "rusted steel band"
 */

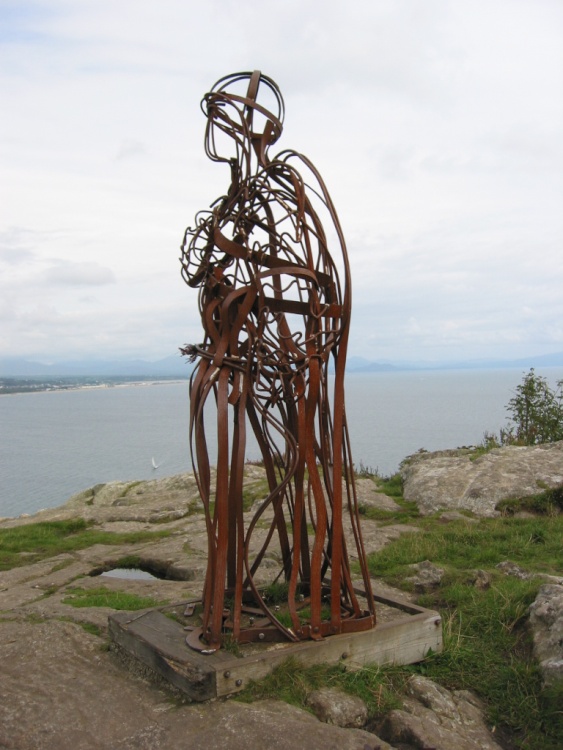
xmin=181 ymin=71 xmax=376 ymax=652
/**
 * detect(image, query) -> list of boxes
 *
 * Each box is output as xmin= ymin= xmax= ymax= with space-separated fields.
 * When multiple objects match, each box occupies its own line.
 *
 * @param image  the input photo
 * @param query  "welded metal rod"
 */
xmin=180 ymin=71 xmax=376 ymax=652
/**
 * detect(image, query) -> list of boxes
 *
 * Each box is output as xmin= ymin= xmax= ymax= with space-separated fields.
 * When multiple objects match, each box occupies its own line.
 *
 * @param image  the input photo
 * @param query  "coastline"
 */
xmin=0 ymin=377 xmax=189 ymax=396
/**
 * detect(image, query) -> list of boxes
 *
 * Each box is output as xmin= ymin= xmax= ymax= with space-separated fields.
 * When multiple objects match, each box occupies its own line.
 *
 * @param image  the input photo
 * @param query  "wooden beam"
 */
xmin=108 ymin=593 xmax=442 ymax=702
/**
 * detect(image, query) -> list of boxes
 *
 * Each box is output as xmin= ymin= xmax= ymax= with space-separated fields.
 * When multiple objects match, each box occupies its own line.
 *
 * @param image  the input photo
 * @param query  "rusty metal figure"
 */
xmin=180 ymin=71 xmax=375 ymax=652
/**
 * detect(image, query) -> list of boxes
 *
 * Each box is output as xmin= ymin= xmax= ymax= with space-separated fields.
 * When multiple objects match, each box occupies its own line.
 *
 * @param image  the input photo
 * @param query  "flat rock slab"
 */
xmin=402 ymin=441 xmax=563 ymax=516
xmin=0 ymin=620 xmax=383 ymax=750
xmin=0 ymin=468 xmax=436 ymax=747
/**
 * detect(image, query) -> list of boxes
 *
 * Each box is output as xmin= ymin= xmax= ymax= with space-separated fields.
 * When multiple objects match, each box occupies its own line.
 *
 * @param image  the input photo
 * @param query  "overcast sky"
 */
xmin=1 ymin=0 xmax=562 ymax=365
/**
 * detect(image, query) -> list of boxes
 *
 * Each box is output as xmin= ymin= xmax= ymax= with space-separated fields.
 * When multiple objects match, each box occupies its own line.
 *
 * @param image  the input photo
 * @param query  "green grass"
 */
xmin=241 ymin=478 xmax=270 ymax=512
xmin=75 ymin=621 xmax=105 ymax=637
xmin=496 ymin=485 xmax=563 ymax=516
xmin=367 ymin=515 xmax=563 ymax=585
xmin=358 ymin=498 xmax=420 ymax=524
xmin=62 ymin=586 xmax=166 ymax=610
xmin=238 ymin=656 xmax=403 ymax=718
xmin=365 ymin=513 xmax=563 ymax=749
xmin=355 ymin=472 xmax=421 ymax=524
xmin=0 ymin=519 xmax=171 ymax=571
xmin=240 ymin=513 xmax=562 ymax=749
xmin=411 ymin=577 xmax=562 ymax=749
xmin=376 ymin=473 xmax=404 ymax=499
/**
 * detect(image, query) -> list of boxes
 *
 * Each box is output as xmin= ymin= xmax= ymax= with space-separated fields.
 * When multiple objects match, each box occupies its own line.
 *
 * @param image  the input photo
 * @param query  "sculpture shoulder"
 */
xmin=267 ymin=149 xmax=347 ymax=250
xmin=269 ymin=150 xmax=331 ymax=201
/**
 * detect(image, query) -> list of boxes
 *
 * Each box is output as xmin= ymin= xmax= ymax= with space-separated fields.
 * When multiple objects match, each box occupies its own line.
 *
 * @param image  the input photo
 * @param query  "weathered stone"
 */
xmin=496 ymin=560 xmax=533 ymax=579
xmin=401 ymin=441 xmax=563 ymax=516
xmin=379 ymin=675 xmax=503 ymax=750
xmin=0 ymin=619 xmax=388 ymax=750
xmin=495 ymin=561 xmax=563 ymax=586
xmin=528 ymin=584 xmax=563 ymax=686
xmin=355 ymin=478 xmax=402 ymax=512
xmin=471 ymin=569 xmax=492 ymax=590
xmin=0 ymin=465 xmax=551 ymax=749
xmin=406 ymin=560 xmax=445 ymax=592
xmin=306 ymin=687 xmax=368 ymax=728
xmin=0 ymin=470 xmax=424 ymax=749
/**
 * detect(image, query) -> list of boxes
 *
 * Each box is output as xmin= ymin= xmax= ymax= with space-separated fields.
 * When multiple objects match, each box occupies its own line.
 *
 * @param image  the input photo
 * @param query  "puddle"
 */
xmin=100 ymin=568 xmax=158 ymax=581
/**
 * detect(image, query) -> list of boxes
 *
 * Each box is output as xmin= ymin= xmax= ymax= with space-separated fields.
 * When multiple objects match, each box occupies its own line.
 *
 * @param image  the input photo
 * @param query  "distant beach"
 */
xmin=0 ymin=376 xmax=188 ymax=396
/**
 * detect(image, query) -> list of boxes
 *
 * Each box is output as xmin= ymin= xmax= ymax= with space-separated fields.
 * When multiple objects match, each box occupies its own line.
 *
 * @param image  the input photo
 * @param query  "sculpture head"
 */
xmin=201 ymin=71 xmax=284 ymax=166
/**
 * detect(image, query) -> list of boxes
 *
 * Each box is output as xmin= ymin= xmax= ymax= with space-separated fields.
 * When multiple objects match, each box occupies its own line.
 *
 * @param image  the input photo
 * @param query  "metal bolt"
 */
xmin=434 ymin=618 xmax=441 ymax=628
xmin=341 ymin=652 xmax=348 ymax=660
xmin=258 ymin=632 xmax=265 ymax=640
xmin=249 ymin=617 xmax=255 ymax=625
xmin=235 ymin=679 xmax=243 ymax=687
xmin=223 ymin=670 xmax=231 ymax=678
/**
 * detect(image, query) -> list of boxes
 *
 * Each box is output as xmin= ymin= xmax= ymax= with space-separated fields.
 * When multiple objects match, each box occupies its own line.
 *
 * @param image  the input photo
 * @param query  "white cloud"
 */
xmin=1 ymin=0 xmax=562 ymax=363
xmin=43 ymin=260 xmax=115 ymax=285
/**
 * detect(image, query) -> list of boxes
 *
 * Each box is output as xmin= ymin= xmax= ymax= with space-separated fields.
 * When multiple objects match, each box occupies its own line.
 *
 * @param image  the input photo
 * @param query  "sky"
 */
xmin=1 ymin=0 xmax=562 ymax=365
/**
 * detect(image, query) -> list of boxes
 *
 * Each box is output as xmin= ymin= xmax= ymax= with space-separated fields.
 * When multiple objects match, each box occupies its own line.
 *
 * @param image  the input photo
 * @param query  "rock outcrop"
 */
xmin=1 ymin=463 xmax=557 ymax=749
xmin=0 ymin=469 xmax=421 ymax=750
xmin=0 ymin=619 xmax=384 ymax=750
xmin=528 ymin=584 xmax=563 ymax=686
xmin=306 ymin=687 xmax=369 ymax=729
xmin=405 ymin=560 xmax=445 ymax=592
xmin=401 ymin=441 xmax=563 ymax=516
xmin=379 ymin=675 xmax=503 ymax=750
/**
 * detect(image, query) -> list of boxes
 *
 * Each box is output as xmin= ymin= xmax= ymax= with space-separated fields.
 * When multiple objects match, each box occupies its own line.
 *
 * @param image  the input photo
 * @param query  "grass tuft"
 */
xmin=62 ymin=586 xmax=166 ymax=610
xmin=496 ymin=485 xmax=563 ymax=516
xmin=0 ymin=519 xmax=171 ymax=571
xmin=237 ymin=656 xmax=403 ymax=719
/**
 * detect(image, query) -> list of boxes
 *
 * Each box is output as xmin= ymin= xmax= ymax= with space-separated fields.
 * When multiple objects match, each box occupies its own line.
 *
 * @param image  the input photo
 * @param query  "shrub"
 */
xmin=505 ymin=369 xmax=563 ymax=445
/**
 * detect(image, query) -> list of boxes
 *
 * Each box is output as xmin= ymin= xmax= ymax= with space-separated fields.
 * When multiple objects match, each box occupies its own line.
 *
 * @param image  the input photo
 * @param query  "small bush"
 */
xmin=505 ymin=369 xmax=563 ymax=445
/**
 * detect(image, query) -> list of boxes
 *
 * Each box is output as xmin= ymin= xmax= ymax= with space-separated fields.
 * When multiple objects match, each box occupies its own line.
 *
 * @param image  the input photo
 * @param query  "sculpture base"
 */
xmin=108 ymin=585 xmax=442 ymax=701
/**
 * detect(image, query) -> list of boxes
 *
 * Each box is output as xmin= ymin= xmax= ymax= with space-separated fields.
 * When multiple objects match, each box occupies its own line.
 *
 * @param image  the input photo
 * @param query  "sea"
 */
xmin=2 ymin=367 xmax=563 ymax=519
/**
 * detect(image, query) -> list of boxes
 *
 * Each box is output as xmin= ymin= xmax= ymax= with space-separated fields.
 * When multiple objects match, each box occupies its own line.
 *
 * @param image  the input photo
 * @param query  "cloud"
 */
xmin=43 ymin=261 xmax=115 ymax=286
xmin=115 ymin=138 xmax=147 ymax=161
xmin=1 ymin=0 xmax=562 ymax=365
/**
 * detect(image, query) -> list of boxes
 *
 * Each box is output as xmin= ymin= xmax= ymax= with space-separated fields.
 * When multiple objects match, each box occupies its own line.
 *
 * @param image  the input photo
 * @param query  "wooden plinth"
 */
xmin=108 ymin=590 xmax=442 ymax=702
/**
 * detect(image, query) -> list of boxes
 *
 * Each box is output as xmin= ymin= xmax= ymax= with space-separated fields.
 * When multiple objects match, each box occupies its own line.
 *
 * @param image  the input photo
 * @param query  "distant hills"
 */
xmin=1 ymin=351 xmax=563 ymax=378
xmin=0 ymin=355 xmax=193 ymax=378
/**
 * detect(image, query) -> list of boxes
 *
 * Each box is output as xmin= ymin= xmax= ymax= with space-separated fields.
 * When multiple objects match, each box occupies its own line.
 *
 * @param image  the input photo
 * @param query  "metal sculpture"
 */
xmin=180 ymin=71 xmax=376 ymax=652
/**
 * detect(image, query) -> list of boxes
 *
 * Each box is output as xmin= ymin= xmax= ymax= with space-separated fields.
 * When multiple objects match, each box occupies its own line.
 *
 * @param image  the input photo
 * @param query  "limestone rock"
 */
xmin=401 ymin=441 xmax=563 ymax=516
xmin=496 ymin=560 xmax=532 ymax=579
xmin=406 ymin=560 xmax=445 ymax=592
xmin=355 ymin=478 xmax=402 ymax=512
xmin=528 ymin=584 xmax=563 ymax=686
xmin=471 ymin=569 xmax=492 ymax=590
xmin=306 ymin=687 xmax=368 ymax=728
xmin=0 ymin=620 xmax=390 ymax=750
xmin=496 ymin=561 xmax=563 ymax=585
xmin=379 ymin=675 xmax=503 ymax=750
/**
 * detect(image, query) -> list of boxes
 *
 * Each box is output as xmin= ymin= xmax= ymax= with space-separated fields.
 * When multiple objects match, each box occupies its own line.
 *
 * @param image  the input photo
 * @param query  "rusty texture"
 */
xmin=180 ymin=71 xmax=376 ymax=652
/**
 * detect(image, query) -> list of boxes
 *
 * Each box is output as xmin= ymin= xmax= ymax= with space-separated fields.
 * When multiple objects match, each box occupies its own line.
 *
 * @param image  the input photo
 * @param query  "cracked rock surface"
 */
xmin=0 ymin=469 xmax=415 ymax=750
xmin=401 ymin=441 xmax=563 ymax=516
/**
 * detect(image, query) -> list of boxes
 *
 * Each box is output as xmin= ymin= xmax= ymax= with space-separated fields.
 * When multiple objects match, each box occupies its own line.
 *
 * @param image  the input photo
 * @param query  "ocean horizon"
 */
xmin=2 ymin=367 xmax=562 ymax=519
